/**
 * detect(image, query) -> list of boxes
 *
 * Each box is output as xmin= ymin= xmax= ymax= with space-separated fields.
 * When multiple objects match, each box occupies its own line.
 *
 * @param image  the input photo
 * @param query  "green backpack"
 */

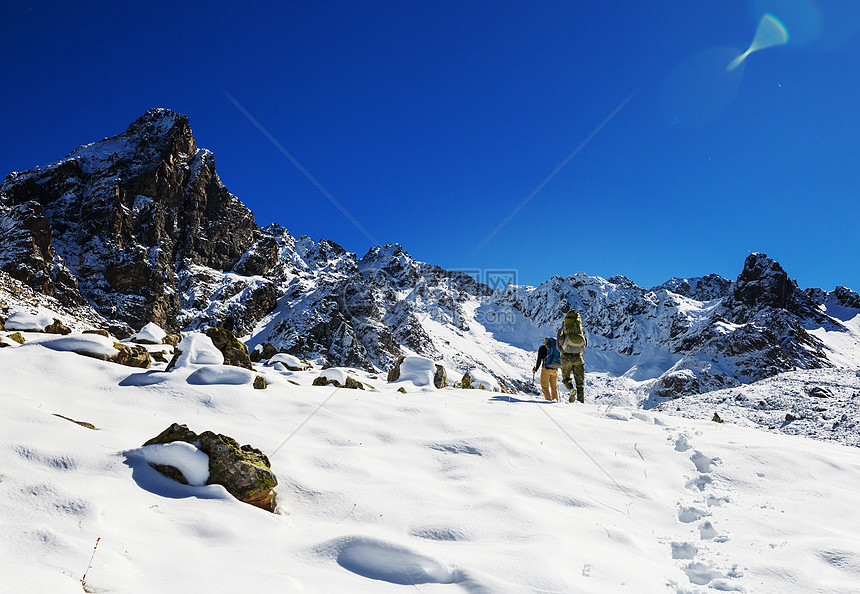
xmin=557 ymin=311 xmax=587 ymax=354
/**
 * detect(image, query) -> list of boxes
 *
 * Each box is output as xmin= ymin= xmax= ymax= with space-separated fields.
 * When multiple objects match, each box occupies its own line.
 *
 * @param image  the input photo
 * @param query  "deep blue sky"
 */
xmin=2 ymin=1 xmax=859 ymax=291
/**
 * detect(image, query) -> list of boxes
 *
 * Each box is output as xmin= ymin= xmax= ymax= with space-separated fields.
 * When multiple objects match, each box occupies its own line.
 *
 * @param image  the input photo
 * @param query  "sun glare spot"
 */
xmin=727 ymin=13 xmax=789 ymax=71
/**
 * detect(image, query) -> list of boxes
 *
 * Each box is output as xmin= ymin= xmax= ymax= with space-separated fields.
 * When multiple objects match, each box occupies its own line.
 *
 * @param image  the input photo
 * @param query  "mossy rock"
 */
xmin=387 ymin=355 xmax=407 ymax=383
xmin=204 ymin=327 xmax=252 ymax=370
xmin=397 ymin=387 xmax=407 ymax=394
xmin=7 ymin=332 xmax=25 ymax=345
xmin=344 ymin=376 xmax=365 ymax=390
xmin=144 ymin=423 xmax=278 ymax=512
xmin=250 ymin=342 xmax=277 ymax=363
xmin=151 ymin=350 xmax=168 ymax=364
xmin=253 ymin=375 xmax=267 ymax=390
xmin=461 ymin=372 xmax=473 ymax=389
xmin=45 ymin=319 xmax=71 ymax=335
xmin=287 ymin=379 xmax=300 ymax=386
xmin=162 ymin=333 xmax=181 ymax=347
xmin=0 ymin=317 xmax=5 ymax=331
xmin=111 ymin=342 xmax=151 ymax=369
xmin=83 ymin=329 xmax=111 ymax=338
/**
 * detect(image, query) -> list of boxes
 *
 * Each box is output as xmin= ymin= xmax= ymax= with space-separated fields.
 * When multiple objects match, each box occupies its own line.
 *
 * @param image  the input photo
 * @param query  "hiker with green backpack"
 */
xmin=532 ymin=336 xmax=562 ymax=401
xmin=557 ymin=310 xmax=588 ymax=403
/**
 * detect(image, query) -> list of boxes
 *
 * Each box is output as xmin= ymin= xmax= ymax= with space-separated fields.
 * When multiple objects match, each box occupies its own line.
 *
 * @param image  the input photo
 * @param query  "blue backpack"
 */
xmin=544 ymin=338 xmax=562 ymax=369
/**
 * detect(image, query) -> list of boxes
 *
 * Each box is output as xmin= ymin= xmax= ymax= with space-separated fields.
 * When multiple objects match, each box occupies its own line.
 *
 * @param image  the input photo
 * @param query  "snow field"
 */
xmin=1 ymin=337 xmax=860 ymax=592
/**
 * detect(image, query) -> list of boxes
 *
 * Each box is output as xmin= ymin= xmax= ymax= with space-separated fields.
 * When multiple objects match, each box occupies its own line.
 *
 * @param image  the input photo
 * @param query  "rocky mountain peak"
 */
xmin=124 ymin=107 xmax=183 ymax=134
xmin=731 ymin=252 xmax=792 ymax=309
xmin=0 ymin=109 xmax=257 ymax=331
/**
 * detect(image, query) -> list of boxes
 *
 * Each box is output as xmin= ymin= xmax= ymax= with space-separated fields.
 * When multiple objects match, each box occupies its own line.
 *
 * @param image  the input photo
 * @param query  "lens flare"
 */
xmin=727 ymin=13 xmax=789 ymax=71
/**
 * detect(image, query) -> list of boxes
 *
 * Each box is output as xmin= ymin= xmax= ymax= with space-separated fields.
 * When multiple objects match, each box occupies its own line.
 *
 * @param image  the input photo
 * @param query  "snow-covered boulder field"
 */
xmin=2 ymin=332 xmax=860 ymax=592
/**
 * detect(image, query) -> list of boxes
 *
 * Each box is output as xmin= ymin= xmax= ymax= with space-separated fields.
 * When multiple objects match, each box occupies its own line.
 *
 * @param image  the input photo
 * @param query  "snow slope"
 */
xmin=2 ymin=333 xmax=860 ymax=592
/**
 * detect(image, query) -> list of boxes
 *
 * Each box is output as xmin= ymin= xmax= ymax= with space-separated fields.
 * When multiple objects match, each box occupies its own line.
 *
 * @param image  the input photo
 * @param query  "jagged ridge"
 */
xmin=2 ymin=109 xmax=859 ymax=399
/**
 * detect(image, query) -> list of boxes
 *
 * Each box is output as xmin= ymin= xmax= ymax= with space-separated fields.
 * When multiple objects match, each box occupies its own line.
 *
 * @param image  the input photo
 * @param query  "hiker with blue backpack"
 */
xmin=532 ymin=336 xmax=562 ymax=401
xmin=557 ymin=310 xmax=588 ymax=403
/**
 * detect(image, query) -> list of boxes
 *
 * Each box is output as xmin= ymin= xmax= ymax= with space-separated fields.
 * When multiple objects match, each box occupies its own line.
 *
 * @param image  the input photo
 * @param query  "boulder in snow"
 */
xmin=143 ymin=423 xmax=278 ymax=511
xmin=112 ymin=342 xmax=152 ymax=368
xmin=250 ymin=342 xmax=277 ymax=363
xmin=655 ymin=369 xmax=701 ymax=399
xmin=168 ymin=333 xmax=224 ymax=370
xmin=266 ymin=352 xmax=311 ymax=371
xmin=461 ymin=368 xmax=501 ymax=392
xmin=5 ymin=311 xmax=54 ymax=332
xmin=313 ymin=368 xmax=364 ymax=390
xmin=44 ymin=319 xmax=71 ymax=335
xmin=204 ymin=327 xmax=252 ymax=369
xmin=5 ymin=332 xmax=25 ymax=345
xmin=162 ymin=333 xmax=181 ymax=347
xmin=40 ymin=335 xmax=151 ymax=368
xmin=130 ymin=322 xmax=167 ymax=345
xmin=186 ymin=365 xmax=256 ymax=386
xmin=387 ymin=355 xmax=447 ymax=389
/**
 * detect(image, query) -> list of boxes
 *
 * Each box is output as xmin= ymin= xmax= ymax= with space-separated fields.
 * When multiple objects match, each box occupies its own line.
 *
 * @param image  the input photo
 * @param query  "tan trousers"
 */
xmin=540 ymin=367 xmax=559 ymax=401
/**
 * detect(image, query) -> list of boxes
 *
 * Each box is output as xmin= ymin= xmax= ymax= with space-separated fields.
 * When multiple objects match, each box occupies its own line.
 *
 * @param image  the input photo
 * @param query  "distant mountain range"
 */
xmin=3 ymin=109 xmax=859 ymax=398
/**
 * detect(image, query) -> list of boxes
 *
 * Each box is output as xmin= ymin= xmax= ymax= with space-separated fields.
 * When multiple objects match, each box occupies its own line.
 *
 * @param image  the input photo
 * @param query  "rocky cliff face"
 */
xmin=2 ymin=109 xmax=857 ymax=400
xmin=0 ymin=109 xmax=258 ymax=332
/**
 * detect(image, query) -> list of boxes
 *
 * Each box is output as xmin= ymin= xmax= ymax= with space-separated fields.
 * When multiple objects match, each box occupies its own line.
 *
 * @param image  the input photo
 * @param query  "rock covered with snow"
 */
xmin=266 ymin=352 xmax=309 ymax=371
xmin=387 ymin=355 xmax=447 ymax=389
xmin=37 ymin=333 xmax=150 ymax=368
xmin=40 ymin=334 xmax=119 ymax=359
xmin=138 ymin=441 xmax=210 ymax=486
xmin=462 ymin=368 xmax=502 ymax=392
xmin=170 ymin=332 xmax=224 ymax=368
xmin=186 ymin=365 xmax=256 ymax=386
xmin=312 ymin=368 xmax=365 ymax=390
xmin=5 ymin=311 xmax=55 ymax=332
xmin=143 ymin=423 xmax=278 ymax=511
xmin=130 ymin=322 xmax=167 ymax=345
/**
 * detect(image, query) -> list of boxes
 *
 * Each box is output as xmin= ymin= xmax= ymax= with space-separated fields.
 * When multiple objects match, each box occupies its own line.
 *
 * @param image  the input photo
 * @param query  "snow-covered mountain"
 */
xmin=3 ymin=108 xmax=859 ymax=401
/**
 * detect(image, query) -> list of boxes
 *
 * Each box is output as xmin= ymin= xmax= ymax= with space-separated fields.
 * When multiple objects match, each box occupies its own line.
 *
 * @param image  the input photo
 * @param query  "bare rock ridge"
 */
xmin=2 ymin=109 xmax=858 ymax=399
